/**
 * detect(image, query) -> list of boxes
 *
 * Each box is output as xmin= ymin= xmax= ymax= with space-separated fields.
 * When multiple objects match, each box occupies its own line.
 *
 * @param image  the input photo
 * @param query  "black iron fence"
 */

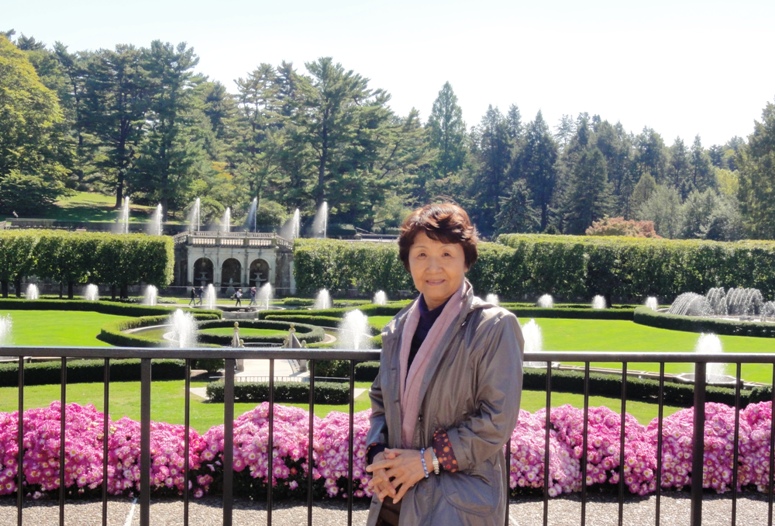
xmin=3 ymin=347 xmax=775 ymax=526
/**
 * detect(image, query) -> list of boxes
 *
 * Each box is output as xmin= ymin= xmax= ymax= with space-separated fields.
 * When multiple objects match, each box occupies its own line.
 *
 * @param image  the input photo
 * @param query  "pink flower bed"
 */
xmin=2 ymin=401 xmax=775 ymax=500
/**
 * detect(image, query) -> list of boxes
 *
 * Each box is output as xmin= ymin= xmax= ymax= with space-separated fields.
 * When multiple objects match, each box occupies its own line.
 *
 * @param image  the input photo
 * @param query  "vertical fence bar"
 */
xmin=768 ymin=364 xmax=775 ymax=526
xmin=307 ymin=360 xmax=316 ymax=525
xmin=348 ymin=360 xmax=356 ymax=526
xmin=505 ymin=431 xmax=512 ymax=526
xmin=618 ymin=362 xmax=627 ymax=526
xmin=581 ymin=362 xmax=590 ymax=526
xmin=102 ymin=359 xmax=110 ymax=526
xmin=223 ymin=358 xmax=235 ymax=526
xmin=543 ymin=362 xmax=552 ymax=526
xmin=690 ymin=362 xmax=706 ymax=526
xmin=183 ymin=359 xmax=191 ymax=526
xmin=140 ymin=358 xmax=152 ymax=526
xmin=59 ymin=357 xmax=67 ymax=526
xmin=731 ymin=362 xmax=742 ymax=526
xmin=655 ymin=362 xmax=665 ymax=526
xmin=17 ymin=357 xmax=24 ymax=526
xmin=267 ymin=358 xmax=275 ymax=526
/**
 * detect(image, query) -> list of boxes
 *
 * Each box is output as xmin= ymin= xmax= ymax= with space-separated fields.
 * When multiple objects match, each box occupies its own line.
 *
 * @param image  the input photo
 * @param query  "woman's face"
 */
xmin=408 ymin=231 xmax=467 ymax=310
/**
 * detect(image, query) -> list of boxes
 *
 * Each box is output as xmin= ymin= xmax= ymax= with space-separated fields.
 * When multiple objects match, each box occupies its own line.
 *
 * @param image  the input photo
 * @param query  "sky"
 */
xmin=5 ymin=0 xmax=775 ymax=147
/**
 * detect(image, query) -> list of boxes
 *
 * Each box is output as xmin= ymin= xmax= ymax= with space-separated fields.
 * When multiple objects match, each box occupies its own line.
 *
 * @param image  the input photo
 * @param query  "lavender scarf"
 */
xmin=399 ymin=281 xmax=467 ymax=447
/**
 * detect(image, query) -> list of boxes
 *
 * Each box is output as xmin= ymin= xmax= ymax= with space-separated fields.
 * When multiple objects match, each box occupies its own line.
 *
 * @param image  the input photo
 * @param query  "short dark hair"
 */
xmin=398 ymin=203 xmax=478 ymax=271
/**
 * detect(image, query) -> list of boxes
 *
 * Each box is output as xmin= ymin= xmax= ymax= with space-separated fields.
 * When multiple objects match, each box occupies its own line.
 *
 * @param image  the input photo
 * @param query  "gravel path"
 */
xmin=2 ymin=493 xmax=773 ymax=525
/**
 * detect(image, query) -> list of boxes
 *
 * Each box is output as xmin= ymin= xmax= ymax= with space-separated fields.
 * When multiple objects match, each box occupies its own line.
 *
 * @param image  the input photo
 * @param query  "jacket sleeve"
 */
xmin=366 ymin=344 xmax=389 ymax=450
xmin=444 ymin=310 xmax=523 ymax=472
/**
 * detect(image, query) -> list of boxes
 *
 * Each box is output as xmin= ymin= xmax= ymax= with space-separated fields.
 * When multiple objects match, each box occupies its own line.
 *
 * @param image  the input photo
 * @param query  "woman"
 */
xmin=365 ymin=203 xmax=524 ymax=525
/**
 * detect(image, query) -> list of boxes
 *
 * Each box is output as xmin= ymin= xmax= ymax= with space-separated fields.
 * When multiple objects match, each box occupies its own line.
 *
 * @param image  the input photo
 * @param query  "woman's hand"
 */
xmin=366 ymin=448 xmax=429 ymax=503
xmin=366 ymin=451 xmax=396 ymax=502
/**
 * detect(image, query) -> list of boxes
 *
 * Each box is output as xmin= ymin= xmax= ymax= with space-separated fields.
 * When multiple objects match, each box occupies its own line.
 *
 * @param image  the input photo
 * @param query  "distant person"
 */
xmin=197 ymin=287 xmax=204 ymax=306
xmin=234 ymin=288 xmax=242 ymax=306
xmin=189 ymin=287 xmax=196 ymax=307
xmin=249 ymin=286 xmax=257 ymax=306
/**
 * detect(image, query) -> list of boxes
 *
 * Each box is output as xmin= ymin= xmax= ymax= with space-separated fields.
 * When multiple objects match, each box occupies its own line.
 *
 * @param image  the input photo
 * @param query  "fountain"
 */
xmin=311 ymin=201 xmax=328 ymax=238
xmin=521 ymin=319 xmax=547 ymax=367
xmin=167 ymin=309 xmax=198 ymax=348
xmin=645 ymin=296 xmax=658 ymax=310
xmin=279 ymin=209 xmax=301 ymax=241
xmin=142 ymin=285 xmax=158 ymax=306
xmin=669 ymin=287 xmax=773 ymax=320
xmin=373 ymin=290 xmax=388 ymax=306
xmin=204 ymin=284 xmax=216 ymax=310
xmin=221 ymin=207 xmax=231 ymax=233
xmin=0 ymin=314 xmax=12 ymax=345
xmin=25 ymin=283 xmax=39 ymax=300
xmin=677 ymin=333 xmax=738 ymax=386
xmin=245 ymin=197 xmax=258 ymax=232
xmin=148 ymin=204 xmax=163 ymax=236
xmin=257 ymin=283 xmax=273 ymax=309
xmin=338 ymin=310 xmax=371 ymax=350
xmin=537 ymin=294 xmax=554 ymax=308
xmin=188 ymin=198 xmax=201 ymax=233
xmin=84 ymin=284 xmax=99 ymax=301
xmin=314 ymin=289 xmax=332 ymax=310
xmin=592 ymin=295 xmax=607 ymax=310
xmin=485 ymin=293 xmax=500 ymax=306
xmin=115 ymin=196 xmax=130 ymax=234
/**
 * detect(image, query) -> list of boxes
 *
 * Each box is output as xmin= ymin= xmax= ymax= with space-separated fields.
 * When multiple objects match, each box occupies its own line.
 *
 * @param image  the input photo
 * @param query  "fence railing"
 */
xmin=3 ymin=346 xmax=775 ymax=526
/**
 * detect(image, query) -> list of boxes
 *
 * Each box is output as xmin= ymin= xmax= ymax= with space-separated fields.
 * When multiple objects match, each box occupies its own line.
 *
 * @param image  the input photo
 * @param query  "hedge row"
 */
xmin=0 ymin=298 xmax=186 ymax=316
xmin=293 ymin=236 xmax=775 ymax=303
xmin=0 ymin=230 xmax=174 ymax=298
xmin=0 ymin=359 xmax=186 ymax=387
xmin=633 ymin=306 xmax=775 ymax=338
xmin=205 ymin=381 xmax=350 ymax=404
xmin=496 ymin=234 xmax=775 ymax=302
xmin=98 ymin=312 xmax=222 ymax=347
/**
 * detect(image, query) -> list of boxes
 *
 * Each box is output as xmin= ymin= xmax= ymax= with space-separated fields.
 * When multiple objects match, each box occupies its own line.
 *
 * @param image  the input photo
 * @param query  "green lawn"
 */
xmin=0 ymin=310 xmax=134 ymax=347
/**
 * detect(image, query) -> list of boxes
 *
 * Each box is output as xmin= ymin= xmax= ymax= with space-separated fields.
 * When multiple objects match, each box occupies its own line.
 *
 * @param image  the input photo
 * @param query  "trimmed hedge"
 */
xmin=293 ymin=236 xmax=775 ymax=303
xmin=521 ymin=367 xmax=752 ymax=407
xmin=633 ymin=306 xmax=775 ymax=338
xmin=0 ymin=230 xmax=174 ymax=298
xmin=0 ymin=298 xmax=186 ymax=316
xmin=98 ymin=312 xmax=222 ymax=347
xmin=205 ymin=381 xmax=350 ymax=404
xmin=497 ymin=234 xmax=775 ymax=302
xmin=0 ymin=358 xmax=186 ymax=387
xmin=195 ymin=319 xmax=326 ymax=345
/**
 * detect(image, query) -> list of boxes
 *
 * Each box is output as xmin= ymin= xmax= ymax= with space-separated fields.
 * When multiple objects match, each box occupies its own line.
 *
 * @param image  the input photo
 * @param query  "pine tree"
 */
xmin=738 ymin=100 xmax=775 ymax=239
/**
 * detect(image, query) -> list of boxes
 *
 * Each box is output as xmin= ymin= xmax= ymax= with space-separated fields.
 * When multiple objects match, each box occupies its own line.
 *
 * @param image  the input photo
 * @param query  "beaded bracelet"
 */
xmin=419 ymin=448 xmax=430 ymax=479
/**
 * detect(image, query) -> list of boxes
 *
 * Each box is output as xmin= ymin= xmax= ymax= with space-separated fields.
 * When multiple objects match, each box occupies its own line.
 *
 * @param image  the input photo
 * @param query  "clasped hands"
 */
xmin=366 ymin=448 xmax=429 ymax=503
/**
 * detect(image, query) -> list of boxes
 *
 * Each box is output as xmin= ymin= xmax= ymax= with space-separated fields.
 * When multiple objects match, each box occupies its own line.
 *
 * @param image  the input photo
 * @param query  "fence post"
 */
xmin=690 ymin=362 xmax=706 ymax=526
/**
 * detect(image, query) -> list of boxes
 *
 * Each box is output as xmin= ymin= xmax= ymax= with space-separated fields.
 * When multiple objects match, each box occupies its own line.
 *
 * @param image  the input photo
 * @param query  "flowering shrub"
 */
xmin=313 ymin=410 xmax=372 ymax=499
xmin=3 ymin=401 xmax=775 ymax=501
xmin=508 ymin=409 xmax=579 ymax=496
xmin=200 ymin=403 xmax=317 ymax=499
xmin=647 ymin=403 xmax=743 ymax=493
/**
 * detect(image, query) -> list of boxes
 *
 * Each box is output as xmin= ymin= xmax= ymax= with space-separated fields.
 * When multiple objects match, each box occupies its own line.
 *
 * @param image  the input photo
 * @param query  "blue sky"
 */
xmin=5 ymin=0 xmax=774 ymax=146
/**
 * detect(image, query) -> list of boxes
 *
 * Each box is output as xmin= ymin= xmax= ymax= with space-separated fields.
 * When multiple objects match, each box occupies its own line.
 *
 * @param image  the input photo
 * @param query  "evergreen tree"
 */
xmin=470 ymin=106 xmax=512 ymax=234
xmin=81 ymin=44 xmax=150 ymax=206
xmin=738 ymin=100 xmax=775 ymax=239
xmin=629 ymin=173 xmax=658 ymax=217
xmin=495 ymin=179 xmax=540 ymax=234
xmin=425 ymin=82 xmax=467 ymax=197
xmin=635 ymin=184 xmax=683 ymax=238
xmin=510 ymin=111 xmax=557 ymax=231
xmin=689 ymin=135 xmax=715 ymax=195
xmin=594 ymin=120 xmax=636 ymax=217
xmin=564 ymin=146 xmax=613 ymax=234
xmin=667 ymin=137 xmax=692 ymax=198
xmin=635 ymin=128 xmax=668 ymax=185
xmin=129 ymin=41 xmax=206 ymax=217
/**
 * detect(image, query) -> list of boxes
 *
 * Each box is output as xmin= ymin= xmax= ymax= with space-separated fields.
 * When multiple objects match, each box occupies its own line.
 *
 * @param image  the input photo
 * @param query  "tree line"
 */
xmin=1 ymin=30 xmax=774 ymax=239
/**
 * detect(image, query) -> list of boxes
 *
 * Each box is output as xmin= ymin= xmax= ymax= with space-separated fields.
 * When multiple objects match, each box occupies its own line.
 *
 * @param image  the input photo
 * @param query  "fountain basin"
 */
xmin=674 ymin=372 xmax=742 ymax=387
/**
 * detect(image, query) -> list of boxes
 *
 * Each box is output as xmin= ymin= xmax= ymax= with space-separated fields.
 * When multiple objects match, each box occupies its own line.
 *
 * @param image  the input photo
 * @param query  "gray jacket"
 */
xmin=366 ymin=285 xmax=524 ymax=525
